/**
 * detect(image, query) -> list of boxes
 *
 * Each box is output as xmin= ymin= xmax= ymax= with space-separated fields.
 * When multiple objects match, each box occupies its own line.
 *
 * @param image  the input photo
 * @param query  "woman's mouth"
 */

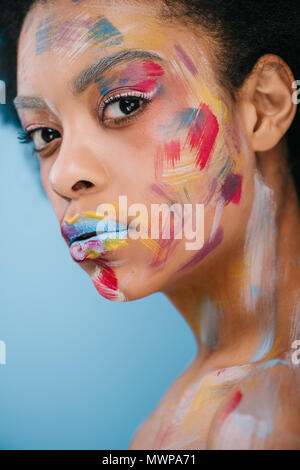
xmin=61 ymin=215 xmax=129 ymax=262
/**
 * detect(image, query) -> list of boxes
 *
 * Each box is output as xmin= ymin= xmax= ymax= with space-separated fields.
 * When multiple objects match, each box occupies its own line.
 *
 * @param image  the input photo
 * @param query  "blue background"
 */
xmin=0 ymin=120 xmax=196 ymax=450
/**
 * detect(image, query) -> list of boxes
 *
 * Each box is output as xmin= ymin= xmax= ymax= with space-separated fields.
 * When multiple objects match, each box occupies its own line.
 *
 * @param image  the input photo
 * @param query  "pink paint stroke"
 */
xmin=178 ymin=226 xmax=223 ymax=272
xmin=174 ymin=44 xmax=198 ymax=76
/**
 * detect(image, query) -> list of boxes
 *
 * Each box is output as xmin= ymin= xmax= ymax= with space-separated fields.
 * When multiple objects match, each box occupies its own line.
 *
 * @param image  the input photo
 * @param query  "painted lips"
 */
xmin=61 ymin=216 xmax=128 ymax=262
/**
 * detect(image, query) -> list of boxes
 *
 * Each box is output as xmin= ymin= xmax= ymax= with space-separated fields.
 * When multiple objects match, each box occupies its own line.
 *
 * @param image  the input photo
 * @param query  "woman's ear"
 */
xmin=237 ymin=54 xmax=297 ymax=152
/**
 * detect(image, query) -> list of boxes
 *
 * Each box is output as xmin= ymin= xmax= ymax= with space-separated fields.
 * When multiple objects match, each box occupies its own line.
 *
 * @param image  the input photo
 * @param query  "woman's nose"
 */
xmin=49 ymin=136 xmax=109 ymax=200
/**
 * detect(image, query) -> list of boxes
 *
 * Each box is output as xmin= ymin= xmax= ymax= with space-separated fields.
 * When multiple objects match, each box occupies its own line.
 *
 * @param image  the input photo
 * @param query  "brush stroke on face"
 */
xmin=187 ymin=104 xmax=219 ymax=170
xmin=178 ymin=227 xmax=224 ymax=272
xmin=144 ymin=183 xmax=186 ymax=269
xmin=155 ymin=104 xmax=219 ymax=178
xmin=174 ymin=44 xmax=198 ymax=76
xmin=95 ymin=61 xmax=164 ymax=96
xmin=92 ymin=264 xmax=126 ymax=301
xmin=220 ymin=172 xmax=243 ymax=205
xmin=154 ymin=106 xmax=243 ymax=218
xmin=35 ymin=13 xmax=123 ymax=56
xmin=24 ymin=3 xmax=247 ymax=312
xmin=152 ymin=100 xmax=242 ymax=272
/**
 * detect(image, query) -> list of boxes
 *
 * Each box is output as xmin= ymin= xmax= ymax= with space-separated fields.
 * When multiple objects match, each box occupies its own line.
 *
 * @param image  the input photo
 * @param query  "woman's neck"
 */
xmin=164 ymin=139 xmax=300 ymax=372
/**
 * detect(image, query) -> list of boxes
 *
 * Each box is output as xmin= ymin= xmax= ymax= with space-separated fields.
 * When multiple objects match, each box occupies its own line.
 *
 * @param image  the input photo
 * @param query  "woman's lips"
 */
xmin=61 ymin=216 xmax=129 ymax=262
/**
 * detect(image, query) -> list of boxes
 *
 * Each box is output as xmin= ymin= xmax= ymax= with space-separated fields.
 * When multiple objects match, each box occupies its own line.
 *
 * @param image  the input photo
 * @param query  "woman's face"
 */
xmin=16 ymin=0 xmax=254 ymax=301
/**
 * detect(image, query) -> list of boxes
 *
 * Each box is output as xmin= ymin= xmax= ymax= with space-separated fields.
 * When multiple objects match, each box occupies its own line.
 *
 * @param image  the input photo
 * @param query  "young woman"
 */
xmin=1 ymin=0 xmax=300 ymax=449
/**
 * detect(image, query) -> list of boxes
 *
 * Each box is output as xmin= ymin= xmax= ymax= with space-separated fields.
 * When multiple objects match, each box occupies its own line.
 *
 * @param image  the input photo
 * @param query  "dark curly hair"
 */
xmin=1 ymin=0 xmax=300 ymax=194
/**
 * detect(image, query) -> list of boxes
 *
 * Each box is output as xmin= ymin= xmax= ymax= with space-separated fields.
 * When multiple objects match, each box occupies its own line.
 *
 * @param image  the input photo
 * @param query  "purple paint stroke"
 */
xmin=150 ymin=183 xmax=177 ymax=206
xmin=150 ymin=239 xmax=181 ymax=269
xmin=174 ymin=45 xmax=198 ymax=76
xmin=178 ymin=226 xmax=223 ymax=271
xmin=204 ymin=178 xmax=218 ymax=205
xmin=221 ymin=172 xmax=242 ymax=205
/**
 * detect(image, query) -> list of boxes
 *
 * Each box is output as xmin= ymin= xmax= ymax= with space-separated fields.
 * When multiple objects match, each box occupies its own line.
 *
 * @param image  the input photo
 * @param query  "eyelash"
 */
xmin=98 ymin=89 xmax=153 ymax=127
xmin=18 ymin=90 xmax=154 ymax=154
xmin=18 ymin=127 xmax=60 ymax=158
xmin=18 ymin=129 xmax=34 ymax=144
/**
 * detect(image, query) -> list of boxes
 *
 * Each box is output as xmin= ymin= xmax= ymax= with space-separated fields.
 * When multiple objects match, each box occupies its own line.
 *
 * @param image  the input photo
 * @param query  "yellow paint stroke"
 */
xmin=104 ymin=239 xmax=128 ymax=251
xmin=183 ymin=375 xmax=222 ymax=422
xmin=64 ymin=207 xmax=121 ymax=226
xmin=187 ymin=74 xmax=230 ymax=124
xmin=140 ymin=238 xmax=161 ymax=255
xmin=86 ymin=249 xmax=103 ymax=260
xmin=80 ymin=7 xmax=165 ymax=49
xmin=64 ymin=214 xmax=79 ymax=225
xmin=118 ymin=16 xmax=165 ymax=49
xmin=81 ymin=210 xmax=106 ymax=220
xmin=257 ymin=337 xmax=283 ymax=363
xmin=85 ymin=240 xmax=128 ymax=258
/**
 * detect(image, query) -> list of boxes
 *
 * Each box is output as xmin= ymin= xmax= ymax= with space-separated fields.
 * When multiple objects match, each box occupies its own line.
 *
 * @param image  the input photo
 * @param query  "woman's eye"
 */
xmin=103 ymin=96 xmax=146 ymax=123
xmin=29 ymin=127 xmax=61 ymax=151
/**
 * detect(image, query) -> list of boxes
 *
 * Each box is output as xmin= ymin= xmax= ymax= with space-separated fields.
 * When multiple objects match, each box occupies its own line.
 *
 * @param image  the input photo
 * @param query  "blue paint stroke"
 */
xmin=95 ymin=76 xmax=118 ymax=96
xmin=157 ymin=108 xmax=197 ymax=135
xmin=36 ymin=24 xmax=52 ymax=55
xmin=249 ymin=328 xmax=275 ymax=363
xmin=200 ymin=298 xmax=222 ymax=350
xmin=251 ymin=285 xmax=260 ymax=301
xmin=232 ymin=412 xmax=273 ymax=440
xmin=253 ymin=358 xmax=289 ymax=371
xmin=88 ymin=18 xmax=123 ymax=47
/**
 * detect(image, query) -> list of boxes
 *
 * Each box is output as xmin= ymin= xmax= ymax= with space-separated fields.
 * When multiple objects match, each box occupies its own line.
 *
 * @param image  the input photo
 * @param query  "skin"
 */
xmin=16 ymin=0 xmax=300 ymax=449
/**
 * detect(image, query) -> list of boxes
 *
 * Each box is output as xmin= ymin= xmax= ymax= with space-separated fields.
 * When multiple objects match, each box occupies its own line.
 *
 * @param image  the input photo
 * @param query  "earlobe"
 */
xmin=238 ymin=54 xmax=297 ymax=152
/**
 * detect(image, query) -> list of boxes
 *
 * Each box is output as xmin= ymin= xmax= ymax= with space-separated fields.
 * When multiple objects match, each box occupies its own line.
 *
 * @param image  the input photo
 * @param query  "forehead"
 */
xmin=17 ymin=0 xmax=216 ymax=91
xmin=20 ymin=0 xmax=166 ymax=55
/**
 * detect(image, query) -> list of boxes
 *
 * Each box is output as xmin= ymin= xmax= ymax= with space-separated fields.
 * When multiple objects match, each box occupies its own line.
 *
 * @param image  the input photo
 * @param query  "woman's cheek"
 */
xmin=153 ymin=104 xmax=220 ymax=181
xmin=144 ymin=97 xmax=247 ymax=271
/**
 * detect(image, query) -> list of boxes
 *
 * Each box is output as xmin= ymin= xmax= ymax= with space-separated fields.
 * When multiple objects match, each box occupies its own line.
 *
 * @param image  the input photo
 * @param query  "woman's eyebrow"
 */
xmin=73 ymin=49 xmax=164 ymax=94
xmin=13 ymin=50 xmax=164 ymax=111
xmin=13 ymin=96 xmax=47 ymax=110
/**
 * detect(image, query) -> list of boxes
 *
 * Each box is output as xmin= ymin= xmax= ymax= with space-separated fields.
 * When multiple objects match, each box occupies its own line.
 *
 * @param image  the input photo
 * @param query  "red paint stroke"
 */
xmin=93 ymin=265 xmax=118 ymax=300
xmin=219 ymin=390 xmax=243 ymax=427
xmin=174 ymin=44 xmax=198 ymax=76
xmin=155 ymin=140 xmax=181 ymax=177
xmin=121 ymin=61 xmax=164 ymax=94
xmin=221 ymin=172 xmax=243 ymax=205
xmin=143 ymin=61 xmax=164 ymax=77
xmin=152 ymin=425 xmax=173 ymax=449
xmin=186 ymin=104 xmax=219 ymax=170
xmin=178 ymin=226 xmax=223 ymax=272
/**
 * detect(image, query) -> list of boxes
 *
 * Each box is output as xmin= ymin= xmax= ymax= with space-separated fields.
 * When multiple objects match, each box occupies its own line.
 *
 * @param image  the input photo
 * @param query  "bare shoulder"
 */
xmin=207 ymin=358 xmax=300 ymax=449
xmin=128 ymin=380 xmax=181 ymax=450
xmin=128 ymin=409 xmax=159 ymax=450
xmin=128 ymin=357 xmax=204 ymax=450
